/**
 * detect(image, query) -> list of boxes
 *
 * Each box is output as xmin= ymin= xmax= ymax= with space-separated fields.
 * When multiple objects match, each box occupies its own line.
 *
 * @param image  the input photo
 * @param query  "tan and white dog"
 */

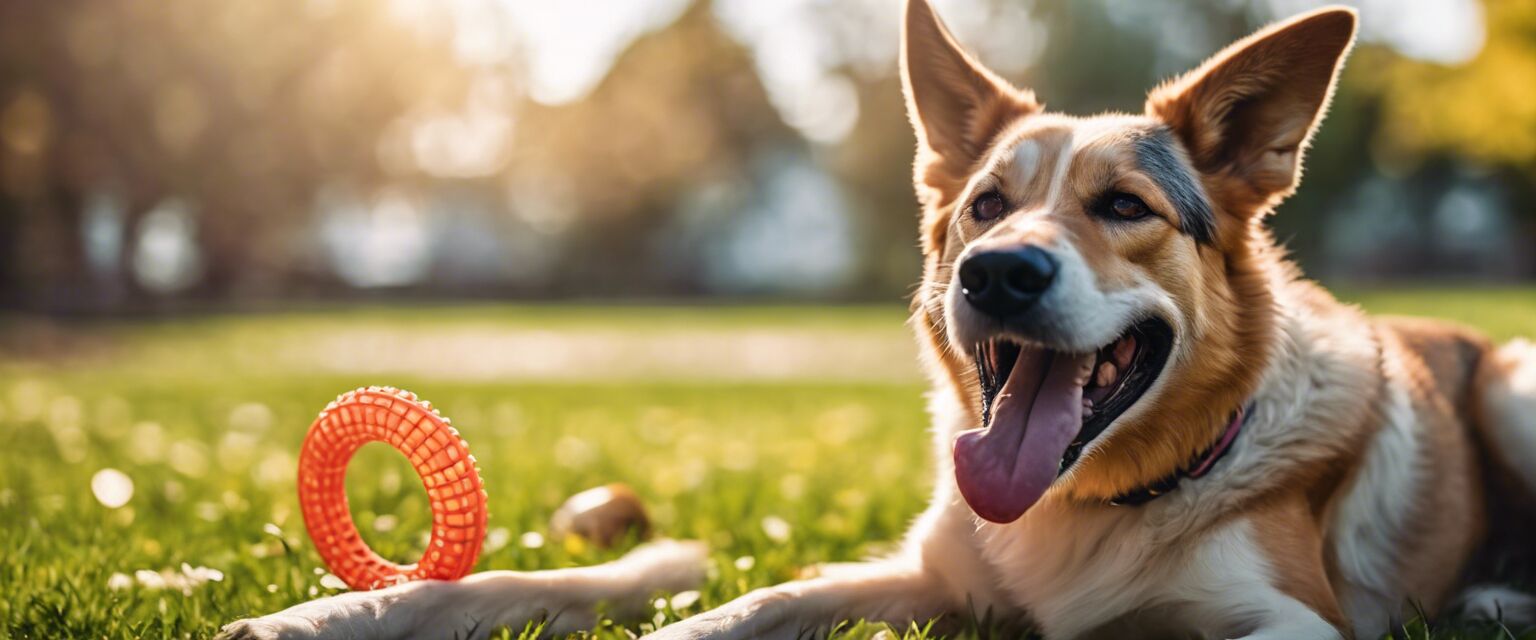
xmin=222 ymin=2 xmax=1536 ymax=639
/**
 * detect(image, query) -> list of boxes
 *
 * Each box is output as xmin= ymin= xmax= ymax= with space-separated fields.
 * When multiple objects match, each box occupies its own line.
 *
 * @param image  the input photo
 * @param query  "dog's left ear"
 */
xmin=1147 ymin=7 xmax=1357 ymax=213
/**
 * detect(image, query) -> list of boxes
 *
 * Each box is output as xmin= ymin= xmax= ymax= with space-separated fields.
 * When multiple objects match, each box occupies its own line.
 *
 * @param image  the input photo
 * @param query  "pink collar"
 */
xmin=1187 ymin=405 xmax=1246 ymax=479
xmin=1108 ymin=403 xmax=1250 ymax=506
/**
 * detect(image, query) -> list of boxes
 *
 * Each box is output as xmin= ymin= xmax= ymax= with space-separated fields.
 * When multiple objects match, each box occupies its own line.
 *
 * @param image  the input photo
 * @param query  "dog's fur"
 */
xmin=221 ymin=3 xmax=1536 ymax=639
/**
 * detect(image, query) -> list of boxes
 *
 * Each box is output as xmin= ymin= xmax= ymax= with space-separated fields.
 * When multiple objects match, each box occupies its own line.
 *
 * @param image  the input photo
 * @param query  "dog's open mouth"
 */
xmin=953 ymin=318 xmax=1173 ymax=523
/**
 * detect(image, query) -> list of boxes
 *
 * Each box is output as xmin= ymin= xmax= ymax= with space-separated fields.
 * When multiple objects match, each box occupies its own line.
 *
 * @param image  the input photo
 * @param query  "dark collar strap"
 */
xmin=1108 ymin=403 xmax=1250 ymax=507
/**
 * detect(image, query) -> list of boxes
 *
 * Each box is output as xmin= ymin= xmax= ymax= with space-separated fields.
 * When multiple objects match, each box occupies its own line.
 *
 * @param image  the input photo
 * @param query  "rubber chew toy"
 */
xmin=297 ymin=387 xmax=488 ymax=590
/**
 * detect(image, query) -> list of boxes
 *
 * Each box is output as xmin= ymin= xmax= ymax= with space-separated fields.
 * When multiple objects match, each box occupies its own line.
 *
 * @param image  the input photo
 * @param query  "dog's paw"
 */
xmin=215 ymin=615 xmax=323 ymax=640
xmin=215 ymin=589 xmax=403 ymax=640
xmin=645 ymin=588 xmax=805 ymax=640
xmin=1457 ymin=584 xmax=1536 ymax=627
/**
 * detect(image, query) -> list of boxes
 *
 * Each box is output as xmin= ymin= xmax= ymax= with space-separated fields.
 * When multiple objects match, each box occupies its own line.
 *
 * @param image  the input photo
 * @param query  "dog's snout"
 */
xmin=958 ymin=247 xmax=1058 ymax=318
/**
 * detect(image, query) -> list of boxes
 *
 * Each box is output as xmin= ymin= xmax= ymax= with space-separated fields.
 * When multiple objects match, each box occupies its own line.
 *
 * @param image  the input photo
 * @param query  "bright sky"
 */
xmin=497 ymin=0 xmax=693 ymax=105
xmin=1265 ymin=0 xmax=1485 ymax=65
xmin=400 ymin=0 xmax=1486 ymax=147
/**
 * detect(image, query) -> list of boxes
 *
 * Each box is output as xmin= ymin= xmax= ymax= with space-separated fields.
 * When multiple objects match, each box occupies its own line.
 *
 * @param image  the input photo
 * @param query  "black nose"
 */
xmin=958 ymin=247 xmax=1057 ymax=319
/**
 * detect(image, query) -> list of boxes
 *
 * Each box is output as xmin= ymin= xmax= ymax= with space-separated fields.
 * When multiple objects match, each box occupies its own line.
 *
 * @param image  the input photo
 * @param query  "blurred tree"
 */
xmin=508 ymin=0 xmax=795 ymax=295
xmin=1353 ymin=0 xmax=1536 ymax=258
xmin=0 ymin=0 xmax=474 ymax=310
xmin=1 ymin=0 xmax=1531 ymax=310
xmin=1364 ymin=0 xmax=1536 ymax=172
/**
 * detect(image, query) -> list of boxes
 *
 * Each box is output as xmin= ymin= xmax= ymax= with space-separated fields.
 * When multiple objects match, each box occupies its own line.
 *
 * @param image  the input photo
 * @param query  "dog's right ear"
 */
xmin=901 ymin=0 xmax=1037 ymax=202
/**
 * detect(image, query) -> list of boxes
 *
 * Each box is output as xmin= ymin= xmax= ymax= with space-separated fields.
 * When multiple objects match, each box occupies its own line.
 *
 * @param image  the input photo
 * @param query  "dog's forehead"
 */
xmin=981 ymin=113 xmax=1216 ymax=244
xmin=990 ymin=114 xmax=1164 ymax=176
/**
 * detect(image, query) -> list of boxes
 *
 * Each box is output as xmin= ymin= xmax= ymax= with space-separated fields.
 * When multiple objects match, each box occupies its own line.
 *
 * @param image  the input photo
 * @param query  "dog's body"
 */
xmin=222 ymin=3 xmax=1536 ymax=639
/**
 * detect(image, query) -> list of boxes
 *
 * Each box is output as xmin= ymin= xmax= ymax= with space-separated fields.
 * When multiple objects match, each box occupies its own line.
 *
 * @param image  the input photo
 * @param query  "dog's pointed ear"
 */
xmin=1146 ymin=7 xmax=1356 ymax=213
xmin=902 ymin=0 xmax=1037 ymax=197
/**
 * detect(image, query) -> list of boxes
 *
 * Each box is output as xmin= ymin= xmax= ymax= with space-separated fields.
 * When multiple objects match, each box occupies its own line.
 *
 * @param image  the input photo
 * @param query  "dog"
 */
xmin=221 ymin=2 xmax=1536 ymax=638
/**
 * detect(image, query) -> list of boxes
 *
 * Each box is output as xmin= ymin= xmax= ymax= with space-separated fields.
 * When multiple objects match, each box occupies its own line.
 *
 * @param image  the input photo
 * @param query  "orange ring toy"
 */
xmin=297 ymin=386 xmax=488 ymax=590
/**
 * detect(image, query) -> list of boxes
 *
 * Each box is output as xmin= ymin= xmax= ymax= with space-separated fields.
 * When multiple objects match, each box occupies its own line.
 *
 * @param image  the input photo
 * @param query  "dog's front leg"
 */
xmin=645 ymin=560 xmax=953 ymax=640
xmin=1181 ymin=499 xmax=1349 ymax=640
xmin=1227 ymin=600 xmax=1346 ymax=640
xmin=218 ymin=539 xmax=706 ymax=640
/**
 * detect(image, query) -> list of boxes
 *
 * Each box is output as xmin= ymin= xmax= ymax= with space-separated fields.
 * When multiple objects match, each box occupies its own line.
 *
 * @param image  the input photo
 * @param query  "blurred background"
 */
xmin=1 ymin=0 xmax=1533 ymax=313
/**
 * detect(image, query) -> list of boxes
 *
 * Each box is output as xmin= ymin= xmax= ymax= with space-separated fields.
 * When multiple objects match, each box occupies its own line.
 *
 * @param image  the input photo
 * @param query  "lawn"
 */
xmin=1 ymin=288 xmax=1532 ymax=639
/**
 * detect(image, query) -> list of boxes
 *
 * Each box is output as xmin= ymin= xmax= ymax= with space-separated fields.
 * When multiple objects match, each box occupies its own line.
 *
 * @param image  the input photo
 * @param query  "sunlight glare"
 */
xmin=498 ymin=0 xmax=691 ymax=105
xmin=91 ymin=468 xmax=134 ymax=509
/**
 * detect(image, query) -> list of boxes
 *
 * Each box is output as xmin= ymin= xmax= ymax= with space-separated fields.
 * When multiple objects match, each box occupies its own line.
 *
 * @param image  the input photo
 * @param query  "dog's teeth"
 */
xmin=1096 ymin=362 xmax=1118 ymax=387
xmin=1113 ymin=336 xmax=1136 ymax=369
xmin=1082 ymin=406 xmax=1093 ymax=419
xmin=1082 ymin=398 xmax=1094 ymax=408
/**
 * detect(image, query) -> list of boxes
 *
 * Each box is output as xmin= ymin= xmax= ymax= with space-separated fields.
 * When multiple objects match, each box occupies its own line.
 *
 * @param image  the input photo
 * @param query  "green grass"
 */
xmin=1338 ymin=286 xmax=1536 ymax=343
xmin=0 ymin=288 xmax=1533 ymax=639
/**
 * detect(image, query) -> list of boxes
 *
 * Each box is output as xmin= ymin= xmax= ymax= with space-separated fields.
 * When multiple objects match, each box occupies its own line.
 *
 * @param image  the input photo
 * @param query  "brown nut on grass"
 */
xmin=550 ymin=483 xmax=650 ymax=548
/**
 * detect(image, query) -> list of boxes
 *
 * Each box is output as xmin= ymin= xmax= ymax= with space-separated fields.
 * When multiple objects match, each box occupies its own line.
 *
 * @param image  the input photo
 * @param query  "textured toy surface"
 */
xmin=297 ymin=386 xmax=488 ymax=590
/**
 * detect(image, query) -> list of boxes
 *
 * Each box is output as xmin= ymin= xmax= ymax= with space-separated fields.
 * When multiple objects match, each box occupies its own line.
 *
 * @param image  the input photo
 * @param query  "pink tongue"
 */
xmin=953 ymin=347 xmax=1091 ymax=523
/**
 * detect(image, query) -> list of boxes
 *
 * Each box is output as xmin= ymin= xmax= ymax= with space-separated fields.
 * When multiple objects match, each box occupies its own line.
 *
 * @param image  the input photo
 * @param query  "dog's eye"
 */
xmin=1106 ymin=193 xmax=1150 ymax=220
xmin=970 ymin=191 xmax=1007 ymax=222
